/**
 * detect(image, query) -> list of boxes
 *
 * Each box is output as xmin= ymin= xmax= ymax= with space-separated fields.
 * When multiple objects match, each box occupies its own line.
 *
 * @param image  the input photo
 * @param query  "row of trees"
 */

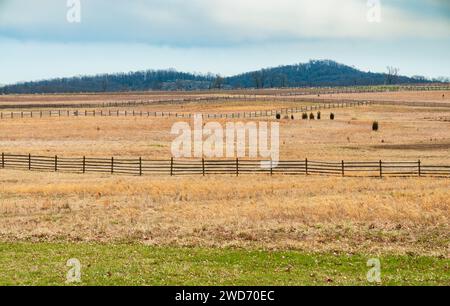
xmin=1 ymin=60 xmax=440 ymax=94
xmin=1 ymin=70 xmax=215 ymax=94
xmin=224 ymin=61 xmax=434 ymax=89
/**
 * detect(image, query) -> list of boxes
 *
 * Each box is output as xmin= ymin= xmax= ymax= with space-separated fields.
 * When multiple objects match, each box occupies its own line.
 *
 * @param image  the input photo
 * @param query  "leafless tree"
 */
xmin=260 ymin=69 xmax=267 ymax=88
xmin=386 ymin=66 xmax=399 ymax=85
xmin=279 ymin=74 xmax=288 ymax=88
xmin=252 ymin=72 xmax=262 ymax=89
xmin=212 ymin=75 xmax=224 ymax=89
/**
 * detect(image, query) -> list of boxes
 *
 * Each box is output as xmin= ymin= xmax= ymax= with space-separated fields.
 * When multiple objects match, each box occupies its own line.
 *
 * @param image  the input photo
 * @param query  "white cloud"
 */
xmin=0 ymin=0 xmax=448 ymax=46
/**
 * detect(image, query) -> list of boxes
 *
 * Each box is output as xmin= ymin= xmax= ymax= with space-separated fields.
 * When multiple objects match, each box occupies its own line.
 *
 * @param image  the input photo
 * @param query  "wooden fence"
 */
xmin=276 ymin=85 xmax=450 ymax=96
xmin=0 ymin=96 xmax=233 ymax=110
xmin=2 ymin=84 xmax=449 ymax=110
xmin=0 ymin=101 xmax=371 ymax=120
xmin=1 ymin=153 xmax=449 ymax=178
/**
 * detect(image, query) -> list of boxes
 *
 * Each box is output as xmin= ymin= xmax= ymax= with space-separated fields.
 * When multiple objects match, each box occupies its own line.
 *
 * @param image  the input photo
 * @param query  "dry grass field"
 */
xmin=1 ymin=102 xmax=449 ymax=163
xmin=307 ymin=90 xmax=450 ymax=105
xmin=0 ymin=90 xmax=449 ymax=264
xmin=0 ymin=171 xmax=448 ymax=258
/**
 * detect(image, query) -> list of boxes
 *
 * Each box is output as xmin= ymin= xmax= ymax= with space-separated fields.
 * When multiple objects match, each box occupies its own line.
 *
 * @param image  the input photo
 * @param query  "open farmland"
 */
xmin=305 ymin=90 xmax=450 ymax=105
xmin=0 ymin=90 xmax=449 ymax=285
xmin=0 ymin=94 xmax=449 ymax=163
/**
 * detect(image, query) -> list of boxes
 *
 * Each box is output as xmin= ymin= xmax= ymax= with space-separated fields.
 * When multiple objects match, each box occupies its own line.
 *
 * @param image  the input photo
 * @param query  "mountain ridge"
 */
xmin=0 ymin=60 xmax=437 ymax=94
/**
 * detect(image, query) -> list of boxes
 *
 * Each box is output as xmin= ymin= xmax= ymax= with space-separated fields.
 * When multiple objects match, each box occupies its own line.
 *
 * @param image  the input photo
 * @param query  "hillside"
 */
xmin=0 ymin=60 xmax=433 ymax=94
xmin=226 ymin=60 xmax=422 ymax=88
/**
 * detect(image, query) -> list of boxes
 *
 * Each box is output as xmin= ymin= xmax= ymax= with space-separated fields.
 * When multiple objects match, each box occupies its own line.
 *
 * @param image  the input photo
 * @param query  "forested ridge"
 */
xmin=1 ymin=60 xmax=438 ymax=94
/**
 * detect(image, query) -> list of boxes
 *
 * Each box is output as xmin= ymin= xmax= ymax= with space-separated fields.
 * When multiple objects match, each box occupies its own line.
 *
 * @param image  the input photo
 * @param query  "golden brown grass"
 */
xmin=0 ymin=92 xmax=449 ymax=257
xmin=0 ymin=92 xmax=229 ymax=105
xmin=0 ymin=170 xmax=448 ymax=257
xmin=306 ymin=90 xmax=450 ymax=104
xmin=0 ymin=98 xmax=308 ymax=114
xmin=1 ymin=104 xmax=449 ymax=163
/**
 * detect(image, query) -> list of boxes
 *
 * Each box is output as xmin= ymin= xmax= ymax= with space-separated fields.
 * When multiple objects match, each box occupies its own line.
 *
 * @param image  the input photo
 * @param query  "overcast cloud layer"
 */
xmin=0 ymin=0 xmax=449 ymax=84
xmin=1 ymin=0 xmax=450 ymax=45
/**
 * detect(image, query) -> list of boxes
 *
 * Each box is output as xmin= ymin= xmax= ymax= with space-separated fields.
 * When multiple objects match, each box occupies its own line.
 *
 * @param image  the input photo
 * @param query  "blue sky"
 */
xmin=0 ymin=0 xmax=449 ymax=84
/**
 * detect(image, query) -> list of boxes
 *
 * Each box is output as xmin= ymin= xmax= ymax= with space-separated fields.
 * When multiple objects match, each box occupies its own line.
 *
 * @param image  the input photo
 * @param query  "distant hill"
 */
xmin=0 ymin=60 xmax=435 ymax=94
xmin=226 ymin=60 xmax=426 ymax=88
xmin=0 ymin=70 xmax=214 ymax=94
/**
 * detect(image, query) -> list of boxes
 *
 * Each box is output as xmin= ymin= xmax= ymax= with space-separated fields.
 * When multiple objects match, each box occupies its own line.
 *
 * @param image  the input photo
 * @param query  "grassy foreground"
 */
xmin=0 ymin=242 xmax=448 ymax=286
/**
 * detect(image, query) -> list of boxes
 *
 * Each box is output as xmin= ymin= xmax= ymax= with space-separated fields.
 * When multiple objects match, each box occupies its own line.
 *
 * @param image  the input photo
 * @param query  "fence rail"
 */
xmin=0 ymin=101 xmax=370 ymax=120
xmin=2 ymin=84 xmax=449 ymax=109
xmin=1 ymin=153 xmax=449 ymax=178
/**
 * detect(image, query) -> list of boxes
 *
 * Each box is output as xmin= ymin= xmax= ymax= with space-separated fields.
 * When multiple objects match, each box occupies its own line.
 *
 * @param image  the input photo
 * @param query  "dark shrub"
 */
xmin=276 ymin=113 xmax=281 ymax=120
xmin=330 ymin=113 xmax=335 ymax=120
xmin=372 ymin=121 xmax=379 ymax=131
xmin=317 ymin=111 xmax=321 ymax=120
xmin=291 ymin=115 xmax=294 ymax=120
xmin=309 ymin=113 xmax=315 ymax=120
xmin=302 ymin=113 xmax=308 ymax=120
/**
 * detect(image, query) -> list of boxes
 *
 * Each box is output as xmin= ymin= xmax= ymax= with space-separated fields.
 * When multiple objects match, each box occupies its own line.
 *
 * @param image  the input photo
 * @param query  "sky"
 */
xmin=0 ymin=0 xmax=449 ymax=85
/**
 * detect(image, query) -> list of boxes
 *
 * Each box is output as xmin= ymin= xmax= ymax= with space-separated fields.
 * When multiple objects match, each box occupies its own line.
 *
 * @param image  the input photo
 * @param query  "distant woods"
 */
xmin=1 ymin=60 xmax=441 ymax=94
xmin=385 ymin=66 xmax=399 ymax=85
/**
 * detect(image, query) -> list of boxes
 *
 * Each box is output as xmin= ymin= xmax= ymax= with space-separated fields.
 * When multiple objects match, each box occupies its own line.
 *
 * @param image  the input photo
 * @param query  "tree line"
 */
xmin=1 ymin=60 xmax=440 ymax=94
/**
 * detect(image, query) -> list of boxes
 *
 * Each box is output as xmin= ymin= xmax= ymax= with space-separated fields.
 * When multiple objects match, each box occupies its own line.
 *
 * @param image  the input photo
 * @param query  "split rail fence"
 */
xmin=0 ymin=101 xmax=371 ymax=120
xmin=1 ymin=153 xmax=449 ymax=178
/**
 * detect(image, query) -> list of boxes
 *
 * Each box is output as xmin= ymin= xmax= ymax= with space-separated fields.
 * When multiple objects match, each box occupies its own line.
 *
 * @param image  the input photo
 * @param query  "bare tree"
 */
xmin=269 ymin=74 xmax=277 ymax=88
xmin=252 ymin=72 xmax=262 ymax=89
xmin=386 ymin=66 xmax=399 ymax=85
xmin=260 ymin=69 xmax=267 ymax=89
xmin=251 ymin=70 xmax=268 ymax=89
xmin=212 ymin=75 xmax=224 ymax=89
xmin=101 ymin=76 xmax=108 ymax=92
xmin=279 ymin=74 xmax=288 ymax=88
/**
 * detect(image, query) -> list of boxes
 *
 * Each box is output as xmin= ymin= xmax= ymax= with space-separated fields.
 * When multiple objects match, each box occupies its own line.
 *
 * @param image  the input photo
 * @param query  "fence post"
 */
xmin=270 ymin=159 xmax=273 ymax=176
xmin=418 ymin=160 xmax=421 ymax=177
xmin=379 ymin=160 xmax=383 ymax=178
xmin=28 ymin=154 xmax=31 ymax=170
xmin=111 ymin=157 xmax=114 ymax=174
xmin=341 ymin=160 xmax=345 ymax=177
xmin=202 ymin=158 xmax=205 ymax=176
xmin=236 ymin=158 xmax=239 ymax=177
xmin=305 ymin=158 xmax=308 ymax=175
xmin=82 ymin=156 xmax=86 ymax=174
xmin=170 ymin=157 xmax=174 ymax=176
xmin=139 ymin=157 xmax=142 ymax=176
xmin=54 ymin=155 xmax=58 ymax=172
xmin=1 ymin=152 xmax=4 ymax=168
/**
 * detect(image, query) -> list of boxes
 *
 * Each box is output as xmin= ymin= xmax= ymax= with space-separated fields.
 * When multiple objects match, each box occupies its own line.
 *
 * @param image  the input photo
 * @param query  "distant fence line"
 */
xmin=424 ymin=116 xmax=450 ymax=123
xmin=275 ymin=85 xmax=450 ymax=97
xmin=0 ymin=101 xmax=371 ymax=120
xmin=367 ymin=100 xmax=450 ymax=108
xmin=2 ymin=84 xmax=449 ymax=110
xmin=0 ymin=96 xmax=234 ymax=110
xmin=0 ymin=95 xmax=375 ymax=111
xmin=1 ymin=153 xmax=449 ymax=178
